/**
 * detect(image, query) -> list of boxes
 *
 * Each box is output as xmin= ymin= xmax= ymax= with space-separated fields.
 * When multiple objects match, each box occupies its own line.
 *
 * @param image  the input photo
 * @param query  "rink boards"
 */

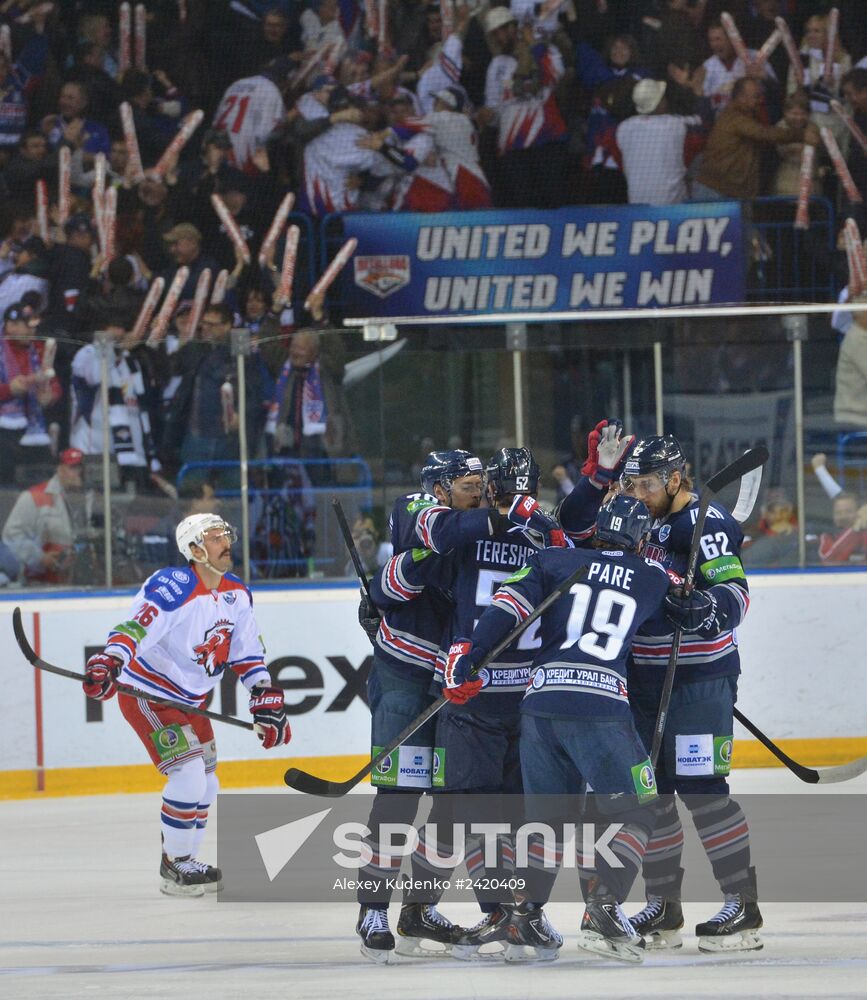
xmin=1 ymin=570 xmax=866 ymax=798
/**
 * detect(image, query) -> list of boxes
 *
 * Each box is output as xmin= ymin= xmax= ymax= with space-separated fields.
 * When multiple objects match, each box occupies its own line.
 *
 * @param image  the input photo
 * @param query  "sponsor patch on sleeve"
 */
xmin=700 ymin=555 xmax=744 ymax=584
xmin=411 ymin=547 xmax=433 ymax=562
xmin=504 ymin=565 xmax=531 ymax=585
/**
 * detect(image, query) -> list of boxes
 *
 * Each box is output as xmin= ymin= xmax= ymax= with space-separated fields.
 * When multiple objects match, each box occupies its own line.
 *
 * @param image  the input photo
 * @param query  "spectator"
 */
xmin=818 ymin=491 xmax=867 ymax=564
xmin=743 ymin=0 xmax=788 ymax=84
xmin=841 ymin=69 xmax=867 ymax=212
xmin=834 ymin=294 xmax=867 ymax=431
xmin=68 ymin=41 xmax=121 ymax=124
xmin=0 ymin=17 xmax=49 ymax=152
xmin=162 ymin=303 xmax=264 ymax=486
xmin=0 ymin=237 xmax=50 ymax=325
xmin=3 ymin=129 xmax=57 ymax=202
xmin=692 ymin=77 xmax=803 ymax=200
xmin=691 ymin=20 xmax=776 ymax=116
xmin=46 ymin=214 xmax=97 ymax=334
xmin=0 ymin=302 xmax=62 ymax=482
xmin=1 ymin=447 xmax=84 ymax=585
xmin=300 ymin=0 xmax=345 ymax=52
xmin=159 ymin=223 xmax=219 ymax=303
xmin=69 ymin=314 xmax=161 ymax=491
xmin=427 ymin=87 xmax=492 ymax=208
xmin=264 ymin=299 xmax=350 ymax=486
xmin=213 ymin=58 xmax=288 ymax=173
xmin=301 ymin=87 xmax=392 ymax=215
xmin=771 ymin=89 xmax=820 ymax=196
xmin=75 ymin=12 xmax=118 ymax=79
xmin=743 ymin=494 xmax=799 ymax=567
xmin=616 ymin=79 xmax=702 ymax=204
xmin=481 ymin=9 xmax=569 ymax=208
xmin=42 ymin=81 xmax=111 ymax=160
xmin=416 ymin=4 xmax=472 ymax=114
xmin=117 ymin=70 xmax=171 ymax=168
xmin=789 ymin=13 xmax=852 ymax=138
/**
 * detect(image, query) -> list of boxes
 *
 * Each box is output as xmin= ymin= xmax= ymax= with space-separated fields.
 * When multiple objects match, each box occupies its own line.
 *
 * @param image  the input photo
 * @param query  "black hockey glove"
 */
xmin=664 ymin=587 xmax=721 ymax=635
xmin=358 ymin=589 xmax=381 ymax=645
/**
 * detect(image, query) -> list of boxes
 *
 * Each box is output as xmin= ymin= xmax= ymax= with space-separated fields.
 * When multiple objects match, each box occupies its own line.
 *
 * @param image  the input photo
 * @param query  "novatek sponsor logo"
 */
xmin=354 ymin=255 xmax=411 ymax=299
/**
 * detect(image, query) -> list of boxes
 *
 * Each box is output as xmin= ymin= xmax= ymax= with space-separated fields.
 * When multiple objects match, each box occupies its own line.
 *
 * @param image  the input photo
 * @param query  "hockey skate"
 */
xmin=450 ymin=905 xmax=513 ymax=960
xmin=576 ymin=883 xmax=646 ymax=964
xmin=160 ymin=854 xmax=213 ymax=897
xmin=504 ymin=903 xmax=563 ymax=963
xmin=395 ymin=903 xmax=461 ymax=957
xmin=696 ymin=868 xmax=763 ymax=953
xmin=187 ymin=858 xmax=223 ymax=892
xmin=629 ymin=896 xmax=684 ymax=950
xmin=357 ymin=905 xmax=395 ymax=964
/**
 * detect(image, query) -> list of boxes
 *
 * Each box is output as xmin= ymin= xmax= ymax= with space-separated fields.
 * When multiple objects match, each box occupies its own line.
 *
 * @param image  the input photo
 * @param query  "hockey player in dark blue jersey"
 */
xmin=446 ymin=494 xmax=673 ymax=963
xmin=619 ymin=435 xmax=763 ymax=954
xmin=408 ymin=447 xmax=569 ymax=961
xmin=354 ymin=449 xmax=548 ymax=962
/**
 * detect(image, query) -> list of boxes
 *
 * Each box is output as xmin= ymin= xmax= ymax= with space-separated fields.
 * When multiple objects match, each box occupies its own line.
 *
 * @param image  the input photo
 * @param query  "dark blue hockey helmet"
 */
xmin=486 ymin=447 xmax=540 ymax=501
xmin=420 ymin=449 xmax=485 ymax=495
xmin=621 ymin=435 xmax=686 ymax=488
xmin=595 ymin=494 xmax=652 ymax=550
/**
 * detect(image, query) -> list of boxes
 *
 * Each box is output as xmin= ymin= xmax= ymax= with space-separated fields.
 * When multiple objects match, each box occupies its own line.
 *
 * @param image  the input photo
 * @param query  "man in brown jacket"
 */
xmin=693 ymin=78 xmax=804 ymax=200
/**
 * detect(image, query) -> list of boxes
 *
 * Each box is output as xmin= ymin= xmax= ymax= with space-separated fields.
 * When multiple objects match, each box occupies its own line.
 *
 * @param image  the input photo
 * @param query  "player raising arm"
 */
xmin=445 ymin=494 xmax=675 ymax=963
xmin=82 ymin=514 xmax=291 ymax=897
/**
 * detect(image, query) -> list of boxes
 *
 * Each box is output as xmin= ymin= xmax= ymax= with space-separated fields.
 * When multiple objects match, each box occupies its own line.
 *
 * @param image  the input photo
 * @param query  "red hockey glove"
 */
xmin=249 ymin=686 xmax=292 ymax=749
xmin=83 ymin=652 xmax=121 ymax=701
xmin=581 ymin=419 xmax=609 ymax=478
xmin=443 ymin=640 xmax=484 ymax=704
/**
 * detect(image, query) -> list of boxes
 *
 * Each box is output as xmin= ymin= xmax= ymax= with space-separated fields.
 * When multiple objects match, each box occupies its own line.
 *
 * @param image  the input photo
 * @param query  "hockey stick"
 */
xmin=12 ymin=607 xmax=255 ymax=731
xmin=285 ymin=562 xmax=591 ymax=796
xmin=332 ymin=497 xmax=378 ymax=610
xmin=733 ymin=707 xmax=867 ymax=784
xmin=731 ymin=463 xmax=763 ymax=523
xmin=650 ymin=446 xmax=769 ymax=768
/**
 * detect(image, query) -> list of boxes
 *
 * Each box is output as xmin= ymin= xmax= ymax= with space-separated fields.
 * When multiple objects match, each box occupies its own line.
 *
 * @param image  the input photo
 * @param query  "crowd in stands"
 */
xmin=1 ymin=1 xmax=867 ymax=581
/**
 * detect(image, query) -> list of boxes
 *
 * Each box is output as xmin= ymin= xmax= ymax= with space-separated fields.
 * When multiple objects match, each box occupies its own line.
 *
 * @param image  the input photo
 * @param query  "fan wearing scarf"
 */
xmin=70 ymin=312 xmax=160 ymax=490
xmin=0 ymin=302 xmax=62 ymax=484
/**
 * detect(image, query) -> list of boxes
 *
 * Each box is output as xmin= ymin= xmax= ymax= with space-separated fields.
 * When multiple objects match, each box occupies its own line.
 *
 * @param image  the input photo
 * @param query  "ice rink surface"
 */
xmin=2 ymin=768 xmax=865 ymax=1000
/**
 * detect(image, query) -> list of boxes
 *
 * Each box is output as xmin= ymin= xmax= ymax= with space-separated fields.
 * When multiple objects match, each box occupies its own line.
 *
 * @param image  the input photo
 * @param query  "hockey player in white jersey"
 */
xmin=82 ymin=514 xmax=291 ymax=896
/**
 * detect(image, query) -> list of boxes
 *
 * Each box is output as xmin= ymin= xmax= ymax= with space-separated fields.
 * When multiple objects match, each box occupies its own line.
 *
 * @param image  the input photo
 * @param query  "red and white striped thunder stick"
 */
xmin=305 ymin=236 xmax=357 ymax=311
xmin=364 ymin=0 xmax=378 ymax=39
xmin=439 ymin=0 xmax=454 ymax=39
xmin=539 ymin=0 xmax=570 ymax=20
xmin=134 ymin=3 xmax=147 ymax=70
xmin=794 ymin=144 xmax=814 ymax=230
xmin=775 ymin=17 xmax=804 ymax=86
xmin=148 ymin=265 xmax=190 ymax=344
xmin=151 ymin=109 xmax=205 ymax=178
xmin=378 ymin=0 xmax=388 ymax=52
xmin=0 ymin=24 xmax=11 ymax=61
xmin=821 ymin=126 xmax=863 ymax=203
xmin=277 ymin=224 xmax=300 ymax=305
xmin=35 ymin=179 xmax=49 ymax=241
xmin=845 ymin=218 xmax=867 ymax=295
xmin=119 ymin=3 xmax=131 ymax=75
xmin=186 ymin=267 xmax=212 ymax=340
xmin=824 ymin=7 xmax=838 ymax=85
xmin=130 ymin=276 xmax=165 ymax=342
xmin=323 ymin=38 xmax=345 ymax=77
xmin=58 ymin=146 xmax=71 ymax=227
xmin=210 ymin=193 xmax=251 ymax=263
xmin=831 ymin=100 xmax=867 ymax=156
xmin=844 ymin=226 xmax=864 ymax=297
xmin=92 ymin=153 xmax=107 ymax=254
xmin=721 ymin=12 xmax=751 ymax=65
xmin=102 ymin=185 xmax=117 ymax=263
xmin=220 ymin=381 xmax=235 ymax=434
xmin=40 ymin=337 xmax=56 ymax=379
xmin=210 ymin=269 xmax=229 ymax=304
xmin=755 ymin=28 xmax=782 ymax=66
xmin=120 ymin=102 xmax=145 ymax=182
xmin=258 ymin=192 xmax=295 ymax=267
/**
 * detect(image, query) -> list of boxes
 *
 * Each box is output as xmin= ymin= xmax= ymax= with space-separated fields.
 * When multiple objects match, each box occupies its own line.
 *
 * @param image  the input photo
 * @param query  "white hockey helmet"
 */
xmin=176 ymin=513 xmax=237 ymax=562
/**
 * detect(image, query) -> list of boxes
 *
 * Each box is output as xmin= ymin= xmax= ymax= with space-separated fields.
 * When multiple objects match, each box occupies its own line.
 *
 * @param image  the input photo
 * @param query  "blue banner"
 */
xmin=340 ymin=203 xmax=744 ymax=318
